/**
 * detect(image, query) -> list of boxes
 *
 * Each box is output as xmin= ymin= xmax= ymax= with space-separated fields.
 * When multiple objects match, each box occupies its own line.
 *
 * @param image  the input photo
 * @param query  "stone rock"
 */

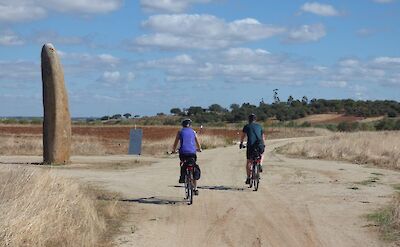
xmin=41 ymin=43 xmax=71 ymax=164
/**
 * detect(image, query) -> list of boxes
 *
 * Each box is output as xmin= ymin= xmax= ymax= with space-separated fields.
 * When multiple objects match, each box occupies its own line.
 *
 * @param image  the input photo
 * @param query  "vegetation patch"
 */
xmin=366 ymin=197 xmax=400 ymax=244
xmin=356 ymin=177 xmax=380 ymax=186
xmin=63 ymin=159 xmax=151 ymax=170
xmin=0 ymin=166 xmax=126 ymax=247
xmin=276 ymin=131 xmax=400 ymax=170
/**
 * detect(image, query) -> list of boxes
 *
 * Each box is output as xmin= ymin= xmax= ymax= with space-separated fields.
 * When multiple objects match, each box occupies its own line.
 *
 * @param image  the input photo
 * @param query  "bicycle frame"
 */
xmin=249 ymin=155 xmax=261 ymax=191
xmin=182 ymin=161 xmax=195 ymax=205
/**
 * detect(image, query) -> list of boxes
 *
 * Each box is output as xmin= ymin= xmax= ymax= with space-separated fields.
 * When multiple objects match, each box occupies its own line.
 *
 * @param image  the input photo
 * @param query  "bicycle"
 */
xmin=240 ymin=144 xmax=262 ymax=191
xmin=182 ymin=159 xmax=196 ymax=205
xmin=168 ymin=151 xmax=200 ymax=205
xmin=249 ymin=153 xmax=261 ymax=191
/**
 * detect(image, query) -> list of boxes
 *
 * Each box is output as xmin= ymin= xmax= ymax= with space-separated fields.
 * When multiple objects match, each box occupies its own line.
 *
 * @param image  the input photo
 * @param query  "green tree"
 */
xmin=208 ymin=104 xmax=226 ymax=113
xmin=123 ymin=113 xmax=132 ymax=119
xmin=170 ymin=108 xmax=182 ymax=115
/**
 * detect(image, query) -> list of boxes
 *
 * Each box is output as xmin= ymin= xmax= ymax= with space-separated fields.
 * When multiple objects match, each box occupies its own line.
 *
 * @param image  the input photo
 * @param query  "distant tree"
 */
xmin=208 ymin=104 xmax=226 ymax=113
xmin=187 ymin=106 xmax=204 ymax=116
xmin=230 ymin=104 xmax=240 ymax=111
xmin=134 ymin=115 xmax=140 ymax=118
xmin=387 ymin=110 xmax=397 ymax=118
xmin=100 ymin=115 xmax=110 ymax=121
xmin=123 ymin=113 xmax=132 ymax=119
xmin=287 ymin=95 xmax=294 ymax=106
xmin=273 ymin=89 xmax=280 ymax=104
xmin=111 ymin=114 xmax=122 ymax=119
xmin=156 ymin=112 xmax=165 ymax=116
xmin=170 ymin=108 xmax=182 ymax=115
xmin=301 ymin=96 xmax=308 ymax=105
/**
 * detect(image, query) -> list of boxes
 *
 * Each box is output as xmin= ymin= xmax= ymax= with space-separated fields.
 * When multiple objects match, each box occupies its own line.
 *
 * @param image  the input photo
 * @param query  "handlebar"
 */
xmin=167 ymin=149 xmax=202 ymax=155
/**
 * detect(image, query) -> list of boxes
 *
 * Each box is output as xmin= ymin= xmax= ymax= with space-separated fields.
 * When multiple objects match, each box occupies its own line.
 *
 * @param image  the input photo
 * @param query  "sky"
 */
xmin=0 ymin=0 xmax=399 ymax=117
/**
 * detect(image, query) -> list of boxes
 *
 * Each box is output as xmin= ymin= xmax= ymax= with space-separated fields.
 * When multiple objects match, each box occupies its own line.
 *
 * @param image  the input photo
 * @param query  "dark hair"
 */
xmin=248 ymin=114 xmax=256 ymax=123
xmin=181 ymin=119 xmax=192 ymax=127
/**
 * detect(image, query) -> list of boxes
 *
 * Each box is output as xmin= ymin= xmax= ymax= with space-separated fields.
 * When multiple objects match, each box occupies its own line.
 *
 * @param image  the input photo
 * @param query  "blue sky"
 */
xmin=0 ymin=0 xmax=399 ymax=117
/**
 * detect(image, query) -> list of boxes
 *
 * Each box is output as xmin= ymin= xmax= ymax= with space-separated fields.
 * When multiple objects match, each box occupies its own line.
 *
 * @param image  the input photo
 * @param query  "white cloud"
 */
xmin=131 ymin=14 xmax=286 ymax=50
xmin=100 ymin=71 xmax=121 ymax=83
xmin=300 ymin=2 xmax=340 ymax=16
xmin=0 ymin=32 xmax=24 ymax=46
xmin=0 ymin=1 xmax=46 ymax=22
xmin=140 ymin=0 xmax=212 ymax=13
xmin=373 ymin=0 xmax=394 ymax=3
xmin=0 ymin=0 xmax=122 ymax=23
xmin=47 ymin=0 xmax=123 ymax=14
xmin=97 ymin=70 xmax=136 ymax=86
xmin=98 ymin=54 xmax=121 ymax=64
xmin=356 ymin=28 xmax=377 ymax=37
xmin=286 ymin=24 xmax=326 ymax=43
xmin=141 ymin=48 xmax=315 ymax=84
xmin=373 ymin=56 xmax=400 ymax=64
xmin=31 ymin=31 xmax=89 ymax=45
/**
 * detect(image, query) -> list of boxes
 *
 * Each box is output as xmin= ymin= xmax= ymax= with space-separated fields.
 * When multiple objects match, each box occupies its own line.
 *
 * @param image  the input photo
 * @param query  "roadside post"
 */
xmin=128 ymin=129 xmax=142 ymax=155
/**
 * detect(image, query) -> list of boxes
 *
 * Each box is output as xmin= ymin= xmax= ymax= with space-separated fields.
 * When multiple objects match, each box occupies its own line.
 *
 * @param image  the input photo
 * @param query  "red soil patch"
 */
xmin=0 ymin=125 xmax=241 ymax=140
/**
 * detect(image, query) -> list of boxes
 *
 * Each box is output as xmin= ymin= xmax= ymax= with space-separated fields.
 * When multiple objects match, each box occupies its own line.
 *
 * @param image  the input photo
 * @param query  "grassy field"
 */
xmin=277 ymin=131 xmax=400 ymax=244
xmin=0 ymin=166 xmax=125 ymax=247
xmin=0 ymin=125 xmax=330 ymax=156
xmin=277 ymin=131 xmax=400 ymax=170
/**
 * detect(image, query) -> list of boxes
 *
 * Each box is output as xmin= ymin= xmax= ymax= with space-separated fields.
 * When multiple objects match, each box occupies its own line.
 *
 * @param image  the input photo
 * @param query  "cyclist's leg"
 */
xmin=259 ymin=152 xmax=264 ymax=172
xmin=179 ymin=154 xmax=186 ymax=183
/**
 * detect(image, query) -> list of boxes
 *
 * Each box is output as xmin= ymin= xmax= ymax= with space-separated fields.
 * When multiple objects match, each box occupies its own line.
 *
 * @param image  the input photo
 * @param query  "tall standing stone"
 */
xmin=41 ymin=43 xmax=71 ymax=164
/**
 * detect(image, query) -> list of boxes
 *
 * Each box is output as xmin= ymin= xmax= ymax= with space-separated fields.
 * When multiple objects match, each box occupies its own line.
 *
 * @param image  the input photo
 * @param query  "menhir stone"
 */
xmin=41 ymin=43 xmax=71 ymax=164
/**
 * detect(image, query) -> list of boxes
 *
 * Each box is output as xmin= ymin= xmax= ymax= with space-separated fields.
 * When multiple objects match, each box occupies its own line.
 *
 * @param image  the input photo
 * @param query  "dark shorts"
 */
xmin=246 ymin=147 xmax=263 ymax=160
xmin=179 ymin=153 xmax=200 ymax=180
xmin=179 ymin=153 xmax=197 ymax=163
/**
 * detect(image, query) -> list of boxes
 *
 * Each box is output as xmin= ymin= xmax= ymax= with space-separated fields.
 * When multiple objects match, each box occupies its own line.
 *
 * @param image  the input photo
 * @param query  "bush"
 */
xmin=300 ymin=121 xmax=311 ymax=127
xmin=375 ymin=118 xmax=399 ymax=131
xmin=337 ymin=121 xmax=359 ymax=132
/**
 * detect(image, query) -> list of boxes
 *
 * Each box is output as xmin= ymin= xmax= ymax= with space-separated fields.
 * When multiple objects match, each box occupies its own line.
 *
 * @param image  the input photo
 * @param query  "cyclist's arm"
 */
xmin=195 ymin=133 xmax=202 ymax=151
xmin=172 ymin=131 xmax=180 ymax=152
xmin=262 ymin=133 xmax=266 ymax=144
xmin=240 ymin=132 xmax=246 ymax=143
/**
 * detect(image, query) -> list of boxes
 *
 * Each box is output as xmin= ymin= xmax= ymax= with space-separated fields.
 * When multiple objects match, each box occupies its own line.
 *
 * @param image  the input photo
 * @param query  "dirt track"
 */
xmin=2 ymin=137 xmax=400 ymax=246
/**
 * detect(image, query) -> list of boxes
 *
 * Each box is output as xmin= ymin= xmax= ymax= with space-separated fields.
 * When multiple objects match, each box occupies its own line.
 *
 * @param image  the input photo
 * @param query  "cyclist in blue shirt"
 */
xmin=240 ymin=114 xmax=265 ymax=184
xmin=172 ymin=119 xmax=202 ymax=195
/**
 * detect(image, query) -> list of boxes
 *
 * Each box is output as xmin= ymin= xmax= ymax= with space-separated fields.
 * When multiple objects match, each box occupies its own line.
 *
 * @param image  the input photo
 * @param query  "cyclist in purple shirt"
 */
xmin=172 ymin=119 xmax=202 ymax=195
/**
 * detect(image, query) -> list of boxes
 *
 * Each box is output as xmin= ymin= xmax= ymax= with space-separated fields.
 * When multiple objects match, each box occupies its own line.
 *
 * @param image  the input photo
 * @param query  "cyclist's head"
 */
xmin=248 ymin=114 xmax=256 ymax=123
xmin=182 ymin=119 xmax=192 ymax=127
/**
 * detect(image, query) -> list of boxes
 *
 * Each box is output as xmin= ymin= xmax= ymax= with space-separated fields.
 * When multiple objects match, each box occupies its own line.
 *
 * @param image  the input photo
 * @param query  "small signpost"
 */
xmin=128 ymin=129 xmax=142 ymax=155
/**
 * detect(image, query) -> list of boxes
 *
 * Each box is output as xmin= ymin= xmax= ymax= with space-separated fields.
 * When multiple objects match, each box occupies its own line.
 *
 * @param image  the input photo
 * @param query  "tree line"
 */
xmin=169 ymin=97 xmax=400 ymax=124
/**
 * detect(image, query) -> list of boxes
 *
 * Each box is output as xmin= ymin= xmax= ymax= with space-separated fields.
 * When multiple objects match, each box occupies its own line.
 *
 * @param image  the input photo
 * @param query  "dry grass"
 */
xmin=267 ymin=127 xmax=331 ymax=139
xmin=0 ymin=166 xmax=104 ymax=246
xmin=367 ymin=195 xmax=400 ymax=244
xmin=142 ymin=134 xmax=232 ymax=156
xmin=0 ymin=134 xmax=107 ymax=156
xmin=277 ymin=131 xmax=400 ymax=170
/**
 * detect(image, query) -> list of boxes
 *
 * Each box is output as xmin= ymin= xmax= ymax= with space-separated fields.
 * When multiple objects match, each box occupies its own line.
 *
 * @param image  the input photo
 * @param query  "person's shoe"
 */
xmin=194 ymin=189 xmax=199 ymax=196
xmin=259 ymin=165 xmax=263 ymax=173
xmin=245 ymin=177 xmax=250 ymax=184
xmin=179 ymin=176 xmax=185 ymax=183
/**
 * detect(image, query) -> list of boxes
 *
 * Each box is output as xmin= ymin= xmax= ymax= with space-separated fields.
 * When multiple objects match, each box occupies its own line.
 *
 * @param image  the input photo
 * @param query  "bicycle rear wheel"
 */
xmin=185 ymin=173 xmax=194 ymax=205
xmin=253 ymin=163 xmax=260 ymax=191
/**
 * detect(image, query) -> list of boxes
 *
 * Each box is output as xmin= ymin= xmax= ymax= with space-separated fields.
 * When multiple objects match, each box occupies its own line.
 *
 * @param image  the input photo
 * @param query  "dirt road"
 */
xmin=3 ymin=137 xmax=400 ymax=246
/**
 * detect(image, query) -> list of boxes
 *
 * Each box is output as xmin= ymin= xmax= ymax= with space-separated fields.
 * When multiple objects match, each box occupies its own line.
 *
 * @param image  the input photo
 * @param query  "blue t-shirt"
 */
xmin=243 ymin=123 xmax=264 ymax=146
xmin=179 ymin=127 xmax=196 ymax=154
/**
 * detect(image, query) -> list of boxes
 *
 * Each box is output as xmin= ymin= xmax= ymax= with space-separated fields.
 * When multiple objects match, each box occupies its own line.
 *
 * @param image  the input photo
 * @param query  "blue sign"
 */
xmin=128 ymin=129 xmax=142 ymax=155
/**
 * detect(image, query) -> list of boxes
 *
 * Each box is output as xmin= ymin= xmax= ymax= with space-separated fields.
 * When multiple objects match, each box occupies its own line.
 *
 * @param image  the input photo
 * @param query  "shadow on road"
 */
xmin=120 ymin=196 xmax=186 ymax=205
xmin=171 ymin=185 xmax=245 ymax=191
xmin=0 ymin=161 xmax=42 ymax=165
